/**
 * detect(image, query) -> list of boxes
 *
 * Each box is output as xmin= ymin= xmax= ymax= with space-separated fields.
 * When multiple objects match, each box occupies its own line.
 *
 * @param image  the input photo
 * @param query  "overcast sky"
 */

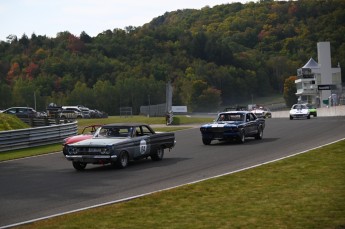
xmin=0 ymin=0 xmax=254 ymax=42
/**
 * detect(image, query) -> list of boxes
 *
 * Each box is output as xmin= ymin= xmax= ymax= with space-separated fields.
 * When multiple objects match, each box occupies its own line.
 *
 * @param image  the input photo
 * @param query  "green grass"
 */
xmin=0 ymin=113 xmax=29 ymax=130
xmin=14 ymin=140 xmax=345 ymax=229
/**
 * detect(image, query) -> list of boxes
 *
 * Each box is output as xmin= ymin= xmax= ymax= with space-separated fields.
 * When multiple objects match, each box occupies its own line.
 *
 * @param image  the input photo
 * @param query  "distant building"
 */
xmin=295 ymin=42 xmax=342 ymax=107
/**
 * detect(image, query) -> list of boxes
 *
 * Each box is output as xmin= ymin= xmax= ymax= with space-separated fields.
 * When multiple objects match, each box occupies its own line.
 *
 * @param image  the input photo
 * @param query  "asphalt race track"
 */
xmin=1 ymin=117 xmax=345 ymax=228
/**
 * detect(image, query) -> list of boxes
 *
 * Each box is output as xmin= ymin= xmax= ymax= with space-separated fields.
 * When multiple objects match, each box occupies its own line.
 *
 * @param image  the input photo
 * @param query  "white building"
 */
xmin=295 ymin=42 xmax=342 ymax=107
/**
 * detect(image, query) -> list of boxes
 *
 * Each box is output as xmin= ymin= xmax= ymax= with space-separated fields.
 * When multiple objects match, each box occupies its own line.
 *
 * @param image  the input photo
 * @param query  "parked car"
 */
xmin=61 ymin=106 xmax=84 ymax=118
xmin=76 ymin=105 xmax=92 ymax=118
xmin=0 ymin=107 xmax=38 ymax=118
xmin=62 ymin=124 xmax=102 ymax=155
xmin=289 ymin=104 xmax=310 ymax=120
xmin=200 ymin=111 xmax=265 ymax=145
xmin=63 ymin=123 xmax=176 ymax=170
xmin=59 ymin=109 xmax=83 ymax=119
xmin=305 ymin=104 xmax=317 ymax=117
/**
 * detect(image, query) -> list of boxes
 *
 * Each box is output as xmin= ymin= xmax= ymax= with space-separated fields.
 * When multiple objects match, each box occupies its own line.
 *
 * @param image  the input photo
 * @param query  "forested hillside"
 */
xmin=0 ymin=0 xmax=344 ymax=114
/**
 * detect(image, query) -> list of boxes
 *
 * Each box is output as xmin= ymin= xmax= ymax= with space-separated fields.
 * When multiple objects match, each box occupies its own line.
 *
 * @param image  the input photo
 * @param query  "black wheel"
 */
xmin=314 ymin=113 xmax=317 ymax=117
xmin=116 ymin=151 xmax=129 ymax=169
xmin=72 ymin=162 xmax=87 ymax=171
xmin=255 ymin=126 xmax=263 ymax=140
xmin=151 ymin=147 xmax=164 ymax=161
xmin=290 ymin=115 xmax=293 ymax=120
xmin=202 ymin=138 xmax=212 ymax=145
xmin=307 ymin=115 xmax=310 ymax=119
xmin=238 ymin=130 xmax=245 ymax=143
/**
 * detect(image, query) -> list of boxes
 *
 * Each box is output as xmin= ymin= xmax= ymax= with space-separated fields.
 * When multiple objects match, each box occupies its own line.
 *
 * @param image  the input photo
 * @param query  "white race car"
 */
xmin=251 ymin=107 xmax=272 ymax=118
xmin=289 ymin=104 xmax=310 ymax=120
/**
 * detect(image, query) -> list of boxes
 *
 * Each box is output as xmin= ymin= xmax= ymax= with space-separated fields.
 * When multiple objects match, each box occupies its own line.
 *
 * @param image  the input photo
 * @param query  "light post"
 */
xmin=148 ymin=94 xmax=151 ymax=117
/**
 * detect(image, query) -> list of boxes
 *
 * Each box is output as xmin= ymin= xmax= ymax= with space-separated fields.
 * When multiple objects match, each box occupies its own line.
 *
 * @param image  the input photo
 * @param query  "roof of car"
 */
xmin=102 ymin=123 xmax=148 ymax=127
xmin=3 ymin=107 xmax=36 ymax=111
xmin=220 ymin=111 xmax=250 ymax=114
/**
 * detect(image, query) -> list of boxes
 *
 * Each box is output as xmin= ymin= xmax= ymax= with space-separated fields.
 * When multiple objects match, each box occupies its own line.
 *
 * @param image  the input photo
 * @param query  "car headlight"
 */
xmin=67 ymin=147 xmax=77 ymax=155
xmin=101 ymin=147 xmax=111 ymax=154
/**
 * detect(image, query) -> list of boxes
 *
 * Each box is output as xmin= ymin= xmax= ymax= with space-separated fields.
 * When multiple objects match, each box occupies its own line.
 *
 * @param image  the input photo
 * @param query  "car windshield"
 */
xmin=293 ymin=104 xmax=307 ymax=109
xmin=98 ymin=127 xmax=132 ymax=137
xmin=217 ymin=113 xmax=244 ymax=121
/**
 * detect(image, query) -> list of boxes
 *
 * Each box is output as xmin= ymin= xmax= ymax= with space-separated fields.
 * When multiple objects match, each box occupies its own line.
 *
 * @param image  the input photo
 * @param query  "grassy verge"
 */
xmin=14 ymin=140 xmax=345 ymax=229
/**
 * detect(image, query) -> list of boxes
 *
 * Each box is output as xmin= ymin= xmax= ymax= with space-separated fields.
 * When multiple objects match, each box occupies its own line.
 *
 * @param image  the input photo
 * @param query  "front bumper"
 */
xmin=290 ymin=113 xmax=309 ymax=118
xmin=200 ymin=127 xmax=241 ymax=140
xmin=65 ymin=154 xmax=118 ymax=163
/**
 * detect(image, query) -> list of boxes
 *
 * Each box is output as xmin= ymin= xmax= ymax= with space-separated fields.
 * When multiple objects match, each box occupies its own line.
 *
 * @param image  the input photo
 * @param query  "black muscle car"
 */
xmin=200 ymin=111 xmax=265 ymax=145
xmin=63 ymin=123 xmax=176 ymax=170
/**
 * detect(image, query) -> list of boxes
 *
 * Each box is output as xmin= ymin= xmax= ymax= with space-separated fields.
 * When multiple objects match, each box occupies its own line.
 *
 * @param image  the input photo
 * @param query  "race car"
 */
xmin=200 ymin=111 xmax=265 ymax=145
xmin=251 ymin=106 xmax=272 ymax=118
xmin=289 ymin=104 xmax=310 ymax=120
xmin=63 ymin=123 xmax=176 ymax=170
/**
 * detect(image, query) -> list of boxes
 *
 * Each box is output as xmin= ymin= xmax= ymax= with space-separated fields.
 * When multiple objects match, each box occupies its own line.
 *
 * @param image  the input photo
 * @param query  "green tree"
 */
xmin=283 ymin=76 xmax=297 ymax=107
xmin=12 ymin=77 xmax=37 ymax=107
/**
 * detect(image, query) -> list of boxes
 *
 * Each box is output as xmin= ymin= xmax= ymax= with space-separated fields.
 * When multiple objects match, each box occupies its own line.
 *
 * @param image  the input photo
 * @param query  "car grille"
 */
xmin=76 ymin=147 xmax=104 ymax=154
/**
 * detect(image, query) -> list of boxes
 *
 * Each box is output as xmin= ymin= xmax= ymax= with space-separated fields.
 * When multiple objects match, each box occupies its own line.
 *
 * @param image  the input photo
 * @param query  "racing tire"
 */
xmin=255 ymin=126 xmax=263 ymax=140
xmin=151 ymin=147 xmax=164 ymax=161
xmin=116 ymin=151 xmax=129 ymax=169
xmin=238 ymin=130 xmax=245 ymax=144
xmin=72 ymin=162 xmax=87 ymax=171
xmin=202 ymin=138 xmax=212 ymax=145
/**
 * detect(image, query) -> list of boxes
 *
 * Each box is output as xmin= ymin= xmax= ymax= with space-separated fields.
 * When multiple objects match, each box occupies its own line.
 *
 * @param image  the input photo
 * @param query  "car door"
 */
xmin=245 ymin=113 xmax=256 ymax=135
xmin=132 ymin=126 xmax=151 ymax=158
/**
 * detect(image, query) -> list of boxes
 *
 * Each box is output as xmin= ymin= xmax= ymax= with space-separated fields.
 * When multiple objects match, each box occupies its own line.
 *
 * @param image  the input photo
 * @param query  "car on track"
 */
xmin=62 ymin=125 xmax=102 ymax=155
xmin=289 ymin=104 xmax=310 ymax=120
xmin=63 ymin=123 xmax=176 ymax=171
xmin=251 ymin=106 xmax=272 ymax=118
xmin=305 ymin=104 xmax=317 ymax=117
xmin=200 ymin=111 xmax=265 ymax=145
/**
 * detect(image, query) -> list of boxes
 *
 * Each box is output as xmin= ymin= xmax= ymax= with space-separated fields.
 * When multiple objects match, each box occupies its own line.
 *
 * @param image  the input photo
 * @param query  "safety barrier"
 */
xmin=0 ymin=122 xmax=77 ymax=152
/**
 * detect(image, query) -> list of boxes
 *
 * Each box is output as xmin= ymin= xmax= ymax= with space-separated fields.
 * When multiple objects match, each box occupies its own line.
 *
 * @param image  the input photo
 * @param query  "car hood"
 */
xmin=201 ymin=121 xmax=243 ymax=128
xmin=290 ymin=109 xmax=309 ymax=114
xmin=64 ymin=134 xmax=93 ymax=145
xmin=69 ymin=137 xmax=129 ymax=147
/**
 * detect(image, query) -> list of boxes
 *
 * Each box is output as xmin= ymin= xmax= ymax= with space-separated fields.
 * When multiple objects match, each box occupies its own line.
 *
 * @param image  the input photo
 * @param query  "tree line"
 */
xmin=0 ymin=0 xmax=344 ymax=114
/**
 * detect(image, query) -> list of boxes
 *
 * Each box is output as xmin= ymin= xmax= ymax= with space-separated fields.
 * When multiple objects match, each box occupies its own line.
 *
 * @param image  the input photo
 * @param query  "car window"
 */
xmin=249 ymin=113 xmax=256 ymax=121
xmin=141 ymin=126 xmax=153 ymax=135
xmin=228 ymin=114 xmax=244 ymax=121
xmin=99 ymin=127 xmax=132 ymax=137
xmin=18 ymin=108 xmax=26 ymax=114
xmin=6 ymin=108 xmax=16 ymax=114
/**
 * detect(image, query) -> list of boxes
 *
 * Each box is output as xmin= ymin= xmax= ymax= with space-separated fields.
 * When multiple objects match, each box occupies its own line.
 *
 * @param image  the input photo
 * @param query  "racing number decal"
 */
xmin=139 ymin=139 xmax=147 ymax=154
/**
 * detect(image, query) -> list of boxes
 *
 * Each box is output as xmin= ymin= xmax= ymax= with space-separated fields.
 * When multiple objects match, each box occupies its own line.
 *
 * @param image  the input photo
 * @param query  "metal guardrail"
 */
xmin=20 ymin=117 xmax=74 ymax=127
xmin=0 ymin=122 xmax=78 ymax=152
